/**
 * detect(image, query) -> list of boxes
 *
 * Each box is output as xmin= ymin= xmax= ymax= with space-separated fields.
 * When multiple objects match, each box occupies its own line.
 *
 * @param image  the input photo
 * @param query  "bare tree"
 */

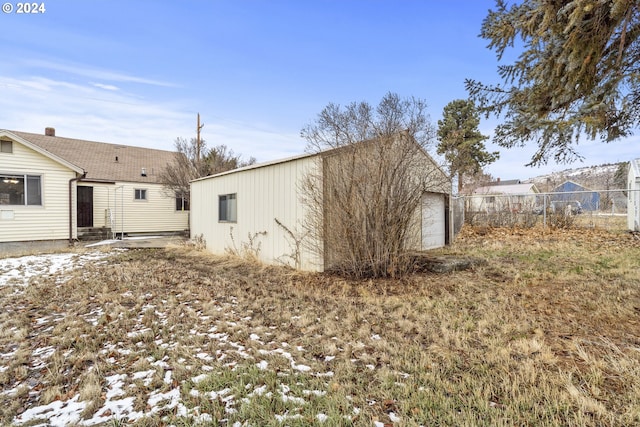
xmin=301 ymin=92 xmax=449 ymax=278
xmin=160 ymin=137 xmax=255 ymax=206
xmin=205 ymin=145 xmax=256 ymax=174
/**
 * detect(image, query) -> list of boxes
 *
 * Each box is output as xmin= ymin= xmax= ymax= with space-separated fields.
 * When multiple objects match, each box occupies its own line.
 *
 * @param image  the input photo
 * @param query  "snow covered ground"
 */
xmin=0 ymin=248 xmax=402 ymax=426
xmin=0 ymin=251 xmax=114 ymax=287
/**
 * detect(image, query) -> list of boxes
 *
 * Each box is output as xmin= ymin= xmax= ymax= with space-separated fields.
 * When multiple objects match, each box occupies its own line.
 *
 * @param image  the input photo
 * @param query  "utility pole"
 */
xmin=196 ymin=113 xmax=204 ymax=164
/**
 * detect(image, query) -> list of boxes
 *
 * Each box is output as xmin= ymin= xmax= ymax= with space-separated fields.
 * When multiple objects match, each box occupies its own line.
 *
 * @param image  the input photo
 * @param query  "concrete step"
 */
xmin=78 ymin=228 xmax=111 ymax=241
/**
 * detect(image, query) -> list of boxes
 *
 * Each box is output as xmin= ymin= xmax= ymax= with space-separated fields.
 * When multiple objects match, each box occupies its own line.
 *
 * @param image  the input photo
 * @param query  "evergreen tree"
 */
xmin=437 ymin=99 xmax=498 ymax=193
xmin=466 ymin=0 xmax=640 ymax=166
xmin=614 ymin=161 xmax=630 ymax=194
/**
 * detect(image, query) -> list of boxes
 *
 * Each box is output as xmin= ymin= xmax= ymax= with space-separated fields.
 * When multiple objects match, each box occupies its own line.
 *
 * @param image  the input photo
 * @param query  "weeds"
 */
xmin=1 ymin=227 xmax=639 ymax=426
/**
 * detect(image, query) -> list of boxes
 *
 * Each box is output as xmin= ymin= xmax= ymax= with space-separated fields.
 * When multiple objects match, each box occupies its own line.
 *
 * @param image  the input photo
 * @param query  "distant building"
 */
xmin=468 ymin=182 xmax=539 ymax=212
xmin=551 ymin=180 xmax=600 ymax=211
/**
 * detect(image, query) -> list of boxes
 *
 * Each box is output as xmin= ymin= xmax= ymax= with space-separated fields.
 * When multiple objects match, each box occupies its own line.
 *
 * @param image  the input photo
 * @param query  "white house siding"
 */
xmin=191 ymin=155 xmax=323 ymax=271
xmin=0 ymin=140 xmax=77 ymax=242
xmin=79 ymin=182 xmax=189 ymax=235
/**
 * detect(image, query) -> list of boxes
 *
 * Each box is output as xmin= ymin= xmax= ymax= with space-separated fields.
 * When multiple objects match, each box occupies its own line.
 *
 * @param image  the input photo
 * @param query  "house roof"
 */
xmin=193 ymin=134 xmax=450 ymax=187
xmin=472 ymin=183 xmax=539 ymax=195
xmin=552 ymin=180 xmax=594 ymax=192
xmin=5 ymin=130 xmax=178 ymax=184
xmin=0 ymin=130 xmax=85 ymax=174
xmin=191 ymin=151 xmax=318 ymax=183
xmin=489 ymin=179 xmax=521 ymax=186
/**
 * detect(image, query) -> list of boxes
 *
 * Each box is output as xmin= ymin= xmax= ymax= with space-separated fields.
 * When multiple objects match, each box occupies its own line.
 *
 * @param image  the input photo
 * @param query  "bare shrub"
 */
xmin=226 ymin=226 xmax=267 ymax=261
xmin=301 ymin=93 xmax=449 ymax=278
xmin=547 ymin=211 xmax=577 ymax=229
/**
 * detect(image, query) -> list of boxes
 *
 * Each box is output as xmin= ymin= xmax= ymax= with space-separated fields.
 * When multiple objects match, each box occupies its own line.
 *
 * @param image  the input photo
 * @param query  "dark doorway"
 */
xmin=77 ymin=186 xmax=93 ymax=227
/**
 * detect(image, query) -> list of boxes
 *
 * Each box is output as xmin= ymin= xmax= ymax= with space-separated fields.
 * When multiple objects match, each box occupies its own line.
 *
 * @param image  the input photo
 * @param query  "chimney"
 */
xmin=496 ymin=177 xmax=501 ymax=183
xmin=141 ymin=168 xmax=147 ymax=177
xmin=45 ymin=127 xmax=55 ymax=137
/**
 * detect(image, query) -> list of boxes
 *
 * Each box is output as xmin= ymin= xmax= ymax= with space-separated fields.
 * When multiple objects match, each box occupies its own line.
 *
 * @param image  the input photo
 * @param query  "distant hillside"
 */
xmin=527 ymin=162 xmax=625 ymax=192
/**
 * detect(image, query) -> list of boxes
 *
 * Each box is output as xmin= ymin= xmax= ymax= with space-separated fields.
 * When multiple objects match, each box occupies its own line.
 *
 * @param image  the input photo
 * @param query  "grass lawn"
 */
xmin=1 ymin=226 xmax=639 ymax=426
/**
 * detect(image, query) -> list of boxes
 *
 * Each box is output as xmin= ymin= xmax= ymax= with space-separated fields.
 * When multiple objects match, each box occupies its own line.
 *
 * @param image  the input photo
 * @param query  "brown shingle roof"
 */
xmin=10 ymin=130 xmax=178 ymax=184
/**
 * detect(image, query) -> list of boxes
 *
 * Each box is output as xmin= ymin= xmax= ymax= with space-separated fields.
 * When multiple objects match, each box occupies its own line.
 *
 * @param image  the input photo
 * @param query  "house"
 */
xmin=0 ymin=128 xmax=189 ymax=247
xmin=629 ymin=158 xmax=640 ymax=231
xmin=190 ymin=139 xmax=452 ymax=272
xmin=551 ymin=180 xmax=600 ymax=211
xmin=467 ymin=181 xmax=540 ymax=212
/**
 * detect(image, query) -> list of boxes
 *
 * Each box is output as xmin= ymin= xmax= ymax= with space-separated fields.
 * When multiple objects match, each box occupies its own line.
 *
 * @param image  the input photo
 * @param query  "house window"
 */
xmin=0 ymin=174 xmax=41 ymax=205
xmin=0 ymin=140 xmax=12 ymax=153
xmin=219 ymin=193 xmax=237 ymax=222
xmin=176 ymin=193 xmax=190 ymax=211
xmin=134 ymin=189 xmax=147 ymax=200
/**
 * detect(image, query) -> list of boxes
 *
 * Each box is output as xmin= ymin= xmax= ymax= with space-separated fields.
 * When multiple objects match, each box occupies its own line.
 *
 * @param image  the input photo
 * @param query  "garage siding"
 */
xmin=421 ymin=192 xmax=446 ymax=250
xmin=191 ymin=155 xmax=323 ymax=271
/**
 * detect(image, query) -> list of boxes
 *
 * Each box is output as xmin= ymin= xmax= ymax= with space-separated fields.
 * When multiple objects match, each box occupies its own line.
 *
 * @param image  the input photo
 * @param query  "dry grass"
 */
xmin=1 ymin=226 xmax=639 ymax=426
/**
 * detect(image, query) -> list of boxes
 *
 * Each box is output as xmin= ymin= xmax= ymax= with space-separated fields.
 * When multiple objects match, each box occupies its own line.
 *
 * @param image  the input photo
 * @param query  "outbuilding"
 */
xmin=551 ymin=180 xmax=600 ymax=211
xmin=467 ymin=181 xmax=540 ymax=213
xmin=190 ymin=140 xmax=452 ymax=272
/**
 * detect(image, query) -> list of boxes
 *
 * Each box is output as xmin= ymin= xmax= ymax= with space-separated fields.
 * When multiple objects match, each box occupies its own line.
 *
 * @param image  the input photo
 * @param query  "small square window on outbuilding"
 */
xmin=219 ymin=193 xmax=236 ymax=222
xmin=134 ymin=189 xmax=147 ymax=200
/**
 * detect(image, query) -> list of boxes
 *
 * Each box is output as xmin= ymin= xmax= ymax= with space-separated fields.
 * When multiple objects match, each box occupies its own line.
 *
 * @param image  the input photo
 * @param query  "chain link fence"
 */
xmin=453 ymin=189 xmax=636 ymax=232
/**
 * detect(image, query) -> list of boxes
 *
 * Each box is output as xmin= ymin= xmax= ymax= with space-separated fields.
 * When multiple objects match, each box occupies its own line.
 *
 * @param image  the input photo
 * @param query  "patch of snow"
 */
xmin=147 ymin=387 xmax=181 ymax=413
xmin=163 ymin=370 xmax=173 ymax=384
xmin=191 ymin=373 xmax=209 ymax=384
xmin=389 ymin=412 xmax=401 ymax=422
xmin=13 ymin=395 xmax=85 ymax=427
xmin=0 ymin=251 xmax=113 ymax=287
xmin=293 ymin=363 xmax=311 ymax=372
xmin=196 ymin=352 xmax=214 ymax=362
xmin=105 ymin=374 xmax=127 ymax=399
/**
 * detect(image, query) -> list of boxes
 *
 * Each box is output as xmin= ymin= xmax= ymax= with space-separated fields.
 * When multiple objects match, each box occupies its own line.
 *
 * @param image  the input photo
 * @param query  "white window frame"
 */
xmin=218 ymin=193 xmax=237 ymax=222
xmin=134 ymin=188 xmax=148 ymax=201
xmin=0 ymin=173 xmax=42 ymax=206
xmin=175 ymin=193 xmax=190 ymax=211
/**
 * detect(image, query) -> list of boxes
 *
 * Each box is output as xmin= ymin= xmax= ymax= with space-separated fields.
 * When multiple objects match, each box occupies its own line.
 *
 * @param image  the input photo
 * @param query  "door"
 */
xmin=77 ymin=186 xmax=93 ymax=227
xmin=421 ymin=192 xmax=445 ymax=250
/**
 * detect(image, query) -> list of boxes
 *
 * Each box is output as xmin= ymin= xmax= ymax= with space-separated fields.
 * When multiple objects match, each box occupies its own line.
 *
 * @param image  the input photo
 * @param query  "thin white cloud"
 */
xmin=201 ymin=120 xmax=304 ymax=162
xmin=0 ymin=73 xmax=303 ymax=160
xmin=0 ymin=75 xmax=191 ymax=150
xmin=92 ymin=82 xmax=120 ymax=91
xmin=23 ymin=59 xmax=179 ymax=88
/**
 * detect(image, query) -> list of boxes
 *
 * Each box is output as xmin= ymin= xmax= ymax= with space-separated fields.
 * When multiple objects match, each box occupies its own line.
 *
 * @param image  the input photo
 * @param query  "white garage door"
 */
xmin=422 ymin=192 xmax=445 ymax=250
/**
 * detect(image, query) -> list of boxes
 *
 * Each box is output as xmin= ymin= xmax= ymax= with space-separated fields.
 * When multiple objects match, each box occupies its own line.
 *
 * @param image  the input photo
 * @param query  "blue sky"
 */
xmin=1 ymin=0 xmax=636 ymax=180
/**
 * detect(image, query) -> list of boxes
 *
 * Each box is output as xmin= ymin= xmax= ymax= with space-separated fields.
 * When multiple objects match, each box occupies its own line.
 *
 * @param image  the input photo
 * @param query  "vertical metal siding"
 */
xmin=191 ymin=156 xmax=323 ymax=271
